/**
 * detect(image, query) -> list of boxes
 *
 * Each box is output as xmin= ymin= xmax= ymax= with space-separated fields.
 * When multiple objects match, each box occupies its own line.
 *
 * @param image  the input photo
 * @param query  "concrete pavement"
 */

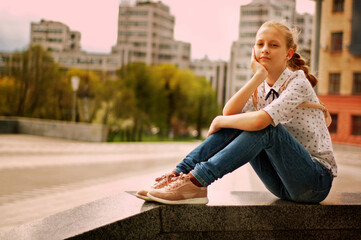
xmin=0 ymin=134 xmax=360 ymax=233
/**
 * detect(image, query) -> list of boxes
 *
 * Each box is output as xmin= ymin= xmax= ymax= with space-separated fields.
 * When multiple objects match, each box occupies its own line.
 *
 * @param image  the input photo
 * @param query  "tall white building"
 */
xmin=228 ymin=0 xmax=312 ymax=101
xmin=295 ymin=12 xmax=313 ymax=57
xmin=111 ymin=0 xmax=191 ymax=69
xmin=22 ymin=1 xmax=191 ymax=75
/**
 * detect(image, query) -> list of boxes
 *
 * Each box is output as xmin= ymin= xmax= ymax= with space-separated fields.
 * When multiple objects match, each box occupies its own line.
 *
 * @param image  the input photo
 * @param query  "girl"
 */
xmin=136 ymin=20 xmax=337 ymax=204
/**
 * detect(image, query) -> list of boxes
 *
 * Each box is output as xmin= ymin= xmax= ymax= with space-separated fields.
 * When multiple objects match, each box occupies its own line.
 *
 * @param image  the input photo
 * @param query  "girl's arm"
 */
xmin=222 ymin=70 xmax=267 ymax=116
xmin=207 ymin=110 xmax=273 ymax=137
xmin=223 ymin=48 xmax=267 ymax=116
xmin=207 ymin=48 xmax=271 ymax=137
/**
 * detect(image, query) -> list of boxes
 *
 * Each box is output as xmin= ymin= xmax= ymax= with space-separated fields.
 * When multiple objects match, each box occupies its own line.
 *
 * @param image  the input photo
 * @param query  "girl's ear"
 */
xmin=286 ymin=48 xmax=294 ymax=60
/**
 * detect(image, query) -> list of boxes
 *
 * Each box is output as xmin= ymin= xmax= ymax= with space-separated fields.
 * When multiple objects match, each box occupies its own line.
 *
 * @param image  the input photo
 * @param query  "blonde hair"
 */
xmin=259 ymin=20 xmax=318 ymax=87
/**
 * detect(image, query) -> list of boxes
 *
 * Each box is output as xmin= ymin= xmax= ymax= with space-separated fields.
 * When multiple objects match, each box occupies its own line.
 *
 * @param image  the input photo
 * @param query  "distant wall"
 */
xmin=0 ymin=117 xmax=108 ymax=142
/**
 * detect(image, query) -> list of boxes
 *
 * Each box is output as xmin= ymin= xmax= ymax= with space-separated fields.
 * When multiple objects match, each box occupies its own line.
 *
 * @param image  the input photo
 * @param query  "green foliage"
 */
xmin=100 ymin=63 xmax=220 ymax=141
xmin=1 ymin=47 xmax=219 ymax=141
xmin=0 ymin=76 xmax=19 ymax=116
xmin=3 ymin=45 xmax=65 ymax=118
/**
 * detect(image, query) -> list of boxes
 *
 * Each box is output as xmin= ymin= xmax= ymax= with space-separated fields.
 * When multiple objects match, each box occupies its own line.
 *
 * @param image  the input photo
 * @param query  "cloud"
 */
xmin=0 ymin=0 xmax=119 ymax=53
xmin=0 ymin=10 xmax=30 ymax=52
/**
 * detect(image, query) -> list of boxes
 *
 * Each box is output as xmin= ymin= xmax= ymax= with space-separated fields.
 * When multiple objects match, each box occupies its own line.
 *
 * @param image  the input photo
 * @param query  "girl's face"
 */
xmin=254 ymin=26 xmax=293 ymax=73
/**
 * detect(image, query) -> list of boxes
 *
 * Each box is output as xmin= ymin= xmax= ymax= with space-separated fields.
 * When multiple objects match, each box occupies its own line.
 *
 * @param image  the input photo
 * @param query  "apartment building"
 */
xmin=111 ymin=0 xmax=191 ymax=69
xmin=2 ymin=1 xmax=191 ymax=75
xmin=317 ymin=0 xmax=361 ymax=145
xmin=190 ymin=56 xmax=228 ymax=106
xmin=28 ymin=19 xmax=122 ymax=74
xmin=30 ymin=20 xmax=81 ymax=53
xmin=228 ymin=0 xmax=313 ymax=101
xmin=295 ymin=12 xmax=313 ymax=56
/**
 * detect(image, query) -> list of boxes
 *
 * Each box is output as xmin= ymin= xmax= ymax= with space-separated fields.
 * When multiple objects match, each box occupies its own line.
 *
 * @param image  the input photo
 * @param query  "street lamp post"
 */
xmin=311 ymin=0 xmax=323 ymax=77
xmin=71 ymin=76 xmax=80 ymax=122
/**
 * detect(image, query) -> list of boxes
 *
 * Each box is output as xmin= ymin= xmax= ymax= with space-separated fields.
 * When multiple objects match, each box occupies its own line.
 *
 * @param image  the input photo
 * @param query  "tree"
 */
xmin=0 ymin=76 xmax=19 ymax=116
xmin=168 ymin=70 xmax=219 ymax=139
xmin=152 ymin=65 xmax=219 ymax=139
xmin=151 ymin=64 xmax=178 ymax=137
xmin=113 ymin=62 xmax=164 ymax=141
xmin=6 ymin=45 xmax=62 ymax=118
xmin=192 ymin=76 xmax=219 ymax=138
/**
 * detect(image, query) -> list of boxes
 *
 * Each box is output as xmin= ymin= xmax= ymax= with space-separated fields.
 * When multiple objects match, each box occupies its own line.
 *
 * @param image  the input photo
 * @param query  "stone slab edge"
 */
xmin=1 ymin=191 xmax=360 ymax=240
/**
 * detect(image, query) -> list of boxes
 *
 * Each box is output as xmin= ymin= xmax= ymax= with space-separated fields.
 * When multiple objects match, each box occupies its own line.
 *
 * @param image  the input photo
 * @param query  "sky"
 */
xmin=0 ymin=0 xmax=315 ymax=61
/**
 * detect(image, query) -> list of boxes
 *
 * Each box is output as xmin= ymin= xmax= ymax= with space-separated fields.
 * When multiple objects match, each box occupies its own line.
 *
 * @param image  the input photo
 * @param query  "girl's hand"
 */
xmin=251 ymin=47 xmax=267 ymax=74
xmin=206 ymin=116 xmax=223 ymax=138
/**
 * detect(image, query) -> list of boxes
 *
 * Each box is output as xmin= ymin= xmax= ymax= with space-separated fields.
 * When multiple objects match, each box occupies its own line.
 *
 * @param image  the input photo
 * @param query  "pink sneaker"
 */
xmin=147 ymin=173 xmax=208 ymax=205
xmin=135 ymin=172 xmax=177 ymax=201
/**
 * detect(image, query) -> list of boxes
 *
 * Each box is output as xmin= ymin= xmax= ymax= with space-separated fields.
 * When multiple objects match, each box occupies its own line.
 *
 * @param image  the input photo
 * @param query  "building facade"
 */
xmin=295 ymin=12 xmax=313 ymax=56
xmin=0 ymin=1 xmax=192 ymax=76
xmin=28 ymin=19 xmax=122 ymax=74
xmin=190 ymin=56 xmax=228 ymax=106
xmin=111 ymin=0 xmax=191 ymax=70
xmin=228 ymin=0 xmax=313 ymax=101
xmin=30 ymin=20 xmax=81 ymax=53
xmin=318 ymin=0 xmax=361 ymax=145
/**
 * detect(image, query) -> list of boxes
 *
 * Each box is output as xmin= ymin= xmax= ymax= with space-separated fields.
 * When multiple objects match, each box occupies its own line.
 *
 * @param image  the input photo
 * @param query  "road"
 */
xmin=0 ymin=134 xmax=360 ymax=232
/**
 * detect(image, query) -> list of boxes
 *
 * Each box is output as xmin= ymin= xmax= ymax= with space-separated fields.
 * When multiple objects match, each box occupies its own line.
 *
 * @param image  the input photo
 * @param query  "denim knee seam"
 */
xmin=192 ymin=130 xmax=268 ymax=187
xmin=199 ymin=129 xmax=241 ymax=163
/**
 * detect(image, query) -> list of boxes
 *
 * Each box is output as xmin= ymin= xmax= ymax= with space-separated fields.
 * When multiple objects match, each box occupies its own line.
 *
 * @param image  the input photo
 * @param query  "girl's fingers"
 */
xmin=252 ymin=47 xmax=259 ymax=62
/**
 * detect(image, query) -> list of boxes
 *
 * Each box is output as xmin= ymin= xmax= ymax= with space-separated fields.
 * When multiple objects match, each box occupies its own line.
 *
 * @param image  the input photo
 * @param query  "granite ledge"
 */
xmin=0 ymin=191 xmax=360 ymax=240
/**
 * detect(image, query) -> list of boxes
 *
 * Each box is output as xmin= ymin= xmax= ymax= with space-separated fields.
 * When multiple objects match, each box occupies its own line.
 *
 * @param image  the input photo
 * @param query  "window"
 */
xmin=158 ymin=54 xmax=172 ymax=60
xmin=353 ymin=73 xmax=361 ymax=95
xmin=352 ymin=115 xmax=361 ymax=135
xmin=241 ymin=9 xmax=268 ymax=16
xmin=120 ymin=10 xmax=148 ymax=16
xmin=329 ymin=73 xmax=341 ymax=94
xmin=297 ymin=18 xmax=304 ymax=24
xmin=333 ymin=0 xmax=344 ymax=12
xmin=328 ymin=114 xmax=338 ymax=134
xmin=133 ymin=42 xmax=147 ymax=47
xmin=133 ymin=51 xmax=146 ymax=57
xmin=331 ymin=32 xmax=343 ymax=53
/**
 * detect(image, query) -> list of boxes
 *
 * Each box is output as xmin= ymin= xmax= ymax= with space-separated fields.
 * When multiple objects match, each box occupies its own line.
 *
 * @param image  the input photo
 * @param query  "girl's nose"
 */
xmin=262 ymin=45 xmax=270 ymax=54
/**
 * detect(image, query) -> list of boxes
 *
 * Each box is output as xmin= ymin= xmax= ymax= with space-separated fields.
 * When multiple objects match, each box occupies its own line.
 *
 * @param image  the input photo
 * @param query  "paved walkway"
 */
xmin=0 ymin=134 xmax=360 ymax=232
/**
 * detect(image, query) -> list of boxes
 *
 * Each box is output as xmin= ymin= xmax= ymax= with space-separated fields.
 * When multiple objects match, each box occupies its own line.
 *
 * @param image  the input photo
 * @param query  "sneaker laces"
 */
xmin=152 ymin=173 xmax=175 ymax=189
xmin=165 ymin=173 xmax=190 ymax=190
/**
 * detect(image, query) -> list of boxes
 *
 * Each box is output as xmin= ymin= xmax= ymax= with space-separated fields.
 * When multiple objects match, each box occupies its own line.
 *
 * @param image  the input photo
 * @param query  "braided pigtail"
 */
xmin=288 ymin=52 xmax=318 ymax=87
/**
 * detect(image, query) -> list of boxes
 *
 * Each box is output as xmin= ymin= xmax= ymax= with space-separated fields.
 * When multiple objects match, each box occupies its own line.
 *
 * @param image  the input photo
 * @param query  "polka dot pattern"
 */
xmin=243 ymin=68 xmax=337 ymax=176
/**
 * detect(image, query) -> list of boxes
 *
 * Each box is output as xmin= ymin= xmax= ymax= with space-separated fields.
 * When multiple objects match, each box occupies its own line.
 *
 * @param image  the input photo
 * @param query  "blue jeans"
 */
xmin=174 ymin=125 xmax=333 ymax=203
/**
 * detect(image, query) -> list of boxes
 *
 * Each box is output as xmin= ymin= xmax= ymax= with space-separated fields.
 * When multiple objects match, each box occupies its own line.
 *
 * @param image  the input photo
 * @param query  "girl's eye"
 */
xmin=272 ymin=44 xmax=278 ymax=47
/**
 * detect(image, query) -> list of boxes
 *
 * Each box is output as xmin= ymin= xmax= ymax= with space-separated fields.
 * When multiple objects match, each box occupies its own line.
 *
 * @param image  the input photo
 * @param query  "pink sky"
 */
xmin=0 ymin=0 xmax=314 ymax=61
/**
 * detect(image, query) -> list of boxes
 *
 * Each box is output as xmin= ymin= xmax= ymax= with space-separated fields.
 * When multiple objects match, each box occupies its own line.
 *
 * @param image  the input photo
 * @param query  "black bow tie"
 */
xmin=265 ymin=89 xmax=279 ymax=101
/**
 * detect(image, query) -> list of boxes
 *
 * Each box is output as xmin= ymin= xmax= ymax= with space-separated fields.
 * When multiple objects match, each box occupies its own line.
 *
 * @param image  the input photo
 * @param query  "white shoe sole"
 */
xmin=135 ymin=193 xmax=152 ymax=201
xmin=147 ymin=193 xmax=208 ymax=205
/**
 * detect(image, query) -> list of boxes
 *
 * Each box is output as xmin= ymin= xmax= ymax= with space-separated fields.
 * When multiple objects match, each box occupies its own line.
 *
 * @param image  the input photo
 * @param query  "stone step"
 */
xmin=0 ymin=191 xmax=360 ymax=240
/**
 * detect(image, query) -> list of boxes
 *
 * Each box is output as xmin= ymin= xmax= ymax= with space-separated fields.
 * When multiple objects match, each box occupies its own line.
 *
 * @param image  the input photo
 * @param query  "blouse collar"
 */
xmin=264 ymin=68 xmax=293 ymax=94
